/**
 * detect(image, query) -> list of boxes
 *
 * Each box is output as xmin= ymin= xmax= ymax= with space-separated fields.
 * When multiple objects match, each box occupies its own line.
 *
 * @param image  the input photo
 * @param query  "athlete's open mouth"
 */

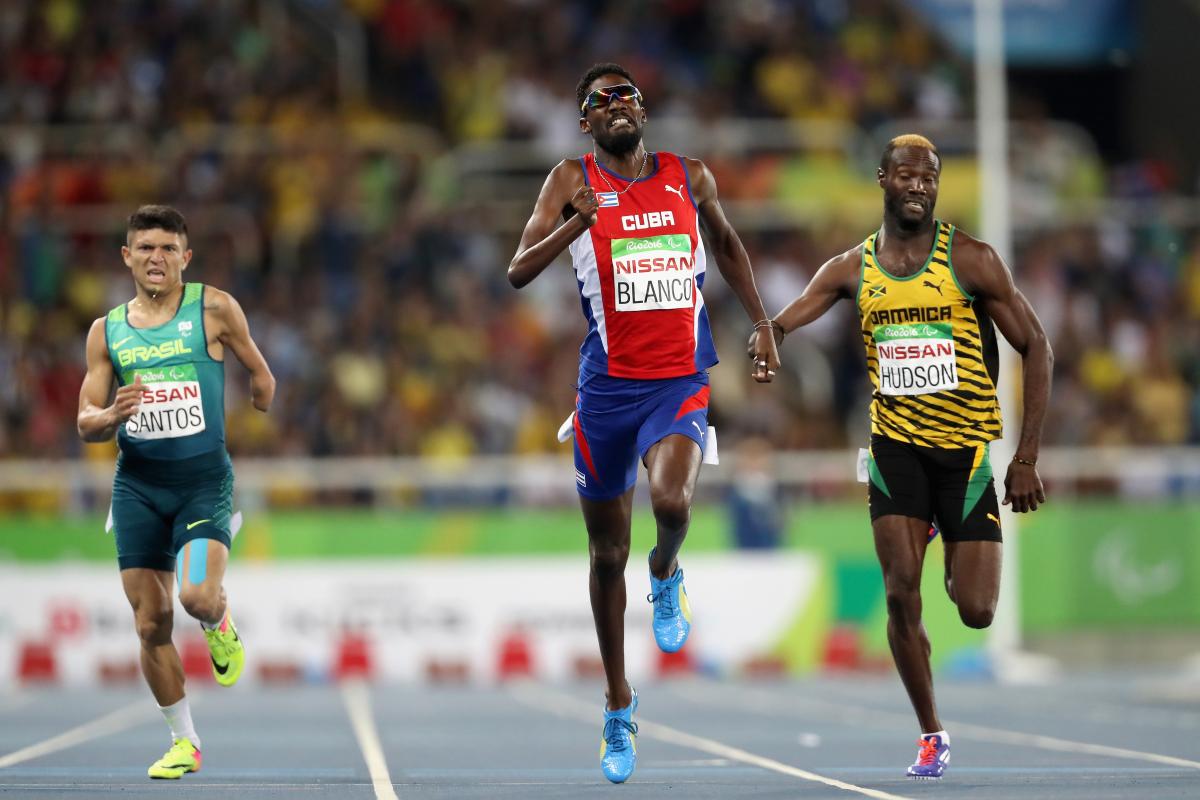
xmin=904 ymin=200 xmax=925 ymax=212
xmin=147 ymin=268 xmax=166 ymax=282
xmin=609 ymin=115 xmax=633 ymax=131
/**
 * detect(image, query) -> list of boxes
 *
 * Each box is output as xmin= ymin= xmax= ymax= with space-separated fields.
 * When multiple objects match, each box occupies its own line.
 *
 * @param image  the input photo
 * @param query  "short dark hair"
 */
xmin=126 ymin=205 xmax=188 ymax=244
xmin=576 ymin=62 xmax=638 ymax=112
xmin=879 ymin=134 xmax=940 ymax=173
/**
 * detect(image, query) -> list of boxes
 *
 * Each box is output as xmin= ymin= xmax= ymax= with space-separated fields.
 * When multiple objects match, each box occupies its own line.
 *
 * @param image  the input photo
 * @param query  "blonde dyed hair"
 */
xmin=880 ymin=134 xmax=940 ymax=171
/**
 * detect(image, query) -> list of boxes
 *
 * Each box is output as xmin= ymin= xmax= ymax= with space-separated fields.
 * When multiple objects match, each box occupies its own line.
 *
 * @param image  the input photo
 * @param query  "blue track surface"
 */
xmin=1 ymin=673 xmax=1198 ymax=798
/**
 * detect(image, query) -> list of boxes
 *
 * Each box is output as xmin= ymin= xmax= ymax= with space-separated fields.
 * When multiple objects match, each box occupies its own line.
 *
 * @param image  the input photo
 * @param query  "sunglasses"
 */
xmin=581 ymin=83 xmax=643 ymax=113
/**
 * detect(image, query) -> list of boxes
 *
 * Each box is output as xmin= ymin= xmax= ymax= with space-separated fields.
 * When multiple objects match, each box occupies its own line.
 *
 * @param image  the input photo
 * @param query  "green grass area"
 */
xmin=5 ymin=501 xmax=1196 ymax=563
xmin=0 ymin=503 xmax=876 ymax=562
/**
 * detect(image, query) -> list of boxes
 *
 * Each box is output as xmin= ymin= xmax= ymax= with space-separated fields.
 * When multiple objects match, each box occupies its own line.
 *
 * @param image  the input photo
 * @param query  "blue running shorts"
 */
xmin=573 ymin=370 xmax=710 ymax=500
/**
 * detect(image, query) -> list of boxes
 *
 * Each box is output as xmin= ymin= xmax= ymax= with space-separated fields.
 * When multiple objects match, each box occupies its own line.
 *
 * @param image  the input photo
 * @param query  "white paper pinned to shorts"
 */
xmin=702 ymin=425 xmax=719 ymax=465
xmin=856 ymin=447 xmax=870 ymax=483
xmin=556 ymin=412 xmax=575 ymax=444
xmin=557 ymin=411 xmax=719 ymax=465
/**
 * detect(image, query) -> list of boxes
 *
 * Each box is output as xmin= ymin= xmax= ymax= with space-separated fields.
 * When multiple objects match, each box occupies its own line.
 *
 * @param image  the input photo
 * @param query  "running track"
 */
xmin=2 ymin=673 xmax=1198 ymax=798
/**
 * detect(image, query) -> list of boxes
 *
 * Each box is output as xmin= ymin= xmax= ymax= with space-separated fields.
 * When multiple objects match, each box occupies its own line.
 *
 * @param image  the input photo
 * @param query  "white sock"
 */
xmin=159 ymin=697 xmax=201 ymax=751
xmin=922 ymin=729 xmax=949 ymax=744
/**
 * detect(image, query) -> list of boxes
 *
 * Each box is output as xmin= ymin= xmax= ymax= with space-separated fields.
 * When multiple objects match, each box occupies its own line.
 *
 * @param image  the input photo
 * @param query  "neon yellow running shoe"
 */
xmin=203 ymin=610 xmax=245 ymax=687
xmin=148 ymin=738 xmax=201 ymax=779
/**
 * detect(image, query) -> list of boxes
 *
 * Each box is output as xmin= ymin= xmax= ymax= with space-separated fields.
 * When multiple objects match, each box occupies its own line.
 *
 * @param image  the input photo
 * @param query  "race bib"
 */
xmin=611 ymin=234 xmax=694 ymax=311
xmin=123 ymin=364 xmax=207 ymax=440
xmin=874 ymin=322 xmax=958 ymax=396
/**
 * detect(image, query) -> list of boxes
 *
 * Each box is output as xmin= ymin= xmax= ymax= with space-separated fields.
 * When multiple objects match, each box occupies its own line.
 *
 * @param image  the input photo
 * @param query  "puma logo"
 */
xmin=922 ymin=279 xmax=945 ymax=295
xmin=691 ymin=420 xmax=704 ymax=436
xmin=987 ymin=513 xmax=1001 ymax=526
xmin=664 ymin=184 xmax=685 ymax=200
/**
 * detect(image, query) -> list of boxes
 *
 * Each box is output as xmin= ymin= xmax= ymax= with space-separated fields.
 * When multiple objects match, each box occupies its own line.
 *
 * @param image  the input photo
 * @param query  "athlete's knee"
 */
xmin=134 ymin=601 xmax=173 ymax=645
xmin=883 ymin=574 xmax=923 ymax=624
xmin=178 ymin=584 xmax=223 ymax=623
xmin=650 ymin=485 xmax=692 ymax=531
xmin=957 ymin=599 xmax=995 ymax=629
xmin=885 ymin=590 xmax=922 ymax=625
xmin=590 ymin=541 xmax=630 ymax=579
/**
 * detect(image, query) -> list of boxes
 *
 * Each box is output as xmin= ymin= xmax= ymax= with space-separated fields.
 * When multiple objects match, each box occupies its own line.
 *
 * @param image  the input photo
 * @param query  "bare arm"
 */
xmin=77 ymin=318 xmax=143 ymax=441
xmin=769 ymin=248 xmax=860 ymax=341
xmin=208 ymin=289 xmax=275 ymax=412
xmin=956 ymin=235 xmax=1053 ymax=512
xmin=686 ymin=157 xmax=779 ymax=382
xmin=508 ymin=160 xmax=598 ymax=289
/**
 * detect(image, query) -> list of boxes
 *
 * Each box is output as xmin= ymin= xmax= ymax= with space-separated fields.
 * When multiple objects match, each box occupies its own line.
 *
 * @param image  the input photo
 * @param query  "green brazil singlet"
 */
xmin=106 ymin=282 xmax=227 ymax=466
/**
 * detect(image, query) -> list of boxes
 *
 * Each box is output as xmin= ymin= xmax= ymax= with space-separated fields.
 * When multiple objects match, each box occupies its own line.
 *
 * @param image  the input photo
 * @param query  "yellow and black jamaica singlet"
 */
xmin=857 ymin=220 xmax=1002 ymax=449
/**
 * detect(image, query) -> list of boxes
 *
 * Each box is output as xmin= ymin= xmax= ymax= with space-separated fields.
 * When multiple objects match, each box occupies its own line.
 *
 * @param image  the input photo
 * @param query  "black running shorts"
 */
xmin=865 ymin=433 xmax=1002 ymax=543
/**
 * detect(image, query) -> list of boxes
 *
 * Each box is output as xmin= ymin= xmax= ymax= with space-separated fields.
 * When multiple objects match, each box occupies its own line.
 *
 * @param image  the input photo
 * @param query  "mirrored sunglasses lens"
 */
xmin=585 ymin=85 xmax=639 ymax=109
xmin=612 ymin=86 xmax=640 ymax=103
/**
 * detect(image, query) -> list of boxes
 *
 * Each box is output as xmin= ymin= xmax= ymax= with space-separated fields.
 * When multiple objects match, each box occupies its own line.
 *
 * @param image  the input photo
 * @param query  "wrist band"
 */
xmin=1012 ymin=456 xmax=1036 ymax=466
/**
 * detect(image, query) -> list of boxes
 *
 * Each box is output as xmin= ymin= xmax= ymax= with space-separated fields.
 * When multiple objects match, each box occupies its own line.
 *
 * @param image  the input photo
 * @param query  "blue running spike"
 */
xmin=647 ymin=550 xmax=691 ymax=653
xmin=600 ymin=689 xmax=638 ymax=783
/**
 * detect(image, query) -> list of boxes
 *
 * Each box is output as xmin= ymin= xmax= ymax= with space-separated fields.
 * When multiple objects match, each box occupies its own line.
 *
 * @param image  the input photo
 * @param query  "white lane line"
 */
xmin=341 ymin=681 xmax=400 ymax=800
xmin=674 ymin=682 xmax=1200 ymax=771
xmin=509 ymin=682 xmax=914 ymax=800
xmin=947 ymin=721 xmax=1200 ymax=770
xmin=0 ymin=700 xmax=154 ymax=769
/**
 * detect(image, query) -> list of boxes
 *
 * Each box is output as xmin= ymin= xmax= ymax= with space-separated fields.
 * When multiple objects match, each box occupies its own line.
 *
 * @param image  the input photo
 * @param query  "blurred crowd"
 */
xmin=0 ymin=0 xmax=1197 ymax=461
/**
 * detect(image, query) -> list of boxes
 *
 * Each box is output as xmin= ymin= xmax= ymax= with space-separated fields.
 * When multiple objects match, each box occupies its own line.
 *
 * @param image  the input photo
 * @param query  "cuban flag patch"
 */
xmin=597 ymin=191 xmax=619 ymax=208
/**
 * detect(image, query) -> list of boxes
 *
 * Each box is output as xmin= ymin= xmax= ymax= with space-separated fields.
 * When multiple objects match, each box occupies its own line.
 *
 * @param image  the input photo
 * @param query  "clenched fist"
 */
xmin=571 ymin=185 xmax=600 ymax=227
xmin=110 ymin=374 xmax=144 ymax=425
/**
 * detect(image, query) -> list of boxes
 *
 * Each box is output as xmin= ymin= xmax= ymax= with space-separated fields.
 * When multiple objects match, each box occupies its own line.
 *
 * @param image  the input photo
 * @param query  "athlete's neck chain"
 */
xmin=595 ymin=150 xmax=649 ymax=196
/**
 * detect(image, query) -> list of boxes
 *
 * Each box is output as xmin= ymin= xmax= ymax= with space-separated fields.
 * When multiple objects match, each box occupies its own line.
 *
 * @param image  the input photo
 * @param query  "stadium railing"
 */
xmin=1 ymin=447 xmax=1196 ymax=511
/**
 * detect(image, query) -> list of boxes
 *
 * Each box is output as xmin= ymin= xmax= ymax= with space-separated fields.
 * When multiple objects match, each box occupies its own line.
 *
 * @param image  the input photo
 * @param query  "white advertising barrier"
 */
xmin=0 ymin=553 xmax=820 ymax=687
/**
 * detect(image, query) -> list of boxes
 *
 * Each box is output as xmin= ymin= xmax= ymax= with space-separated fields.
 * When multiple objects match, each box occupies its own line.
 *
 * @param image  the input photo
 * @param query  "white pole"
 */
xmin=974 ymin=0 xmax=1022 ymax=658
